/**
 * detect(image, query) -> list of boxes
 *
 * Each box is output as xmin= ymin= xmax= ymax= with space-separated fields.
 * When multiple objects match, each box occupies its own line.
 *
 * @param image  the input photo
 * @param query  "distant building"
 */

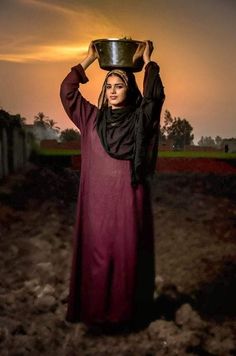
xmin=40 ymin=139 xmax=80 ymax=150
xmin=221 ymin=139 xmax=236 ymax=153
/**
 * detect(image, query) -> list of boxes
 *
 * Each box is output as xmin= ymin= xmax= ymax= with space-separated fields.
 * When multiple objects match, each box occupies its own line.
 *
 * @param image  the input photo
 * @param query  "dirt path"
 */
xmin=0 ymin=165 xmax=236 ymax=355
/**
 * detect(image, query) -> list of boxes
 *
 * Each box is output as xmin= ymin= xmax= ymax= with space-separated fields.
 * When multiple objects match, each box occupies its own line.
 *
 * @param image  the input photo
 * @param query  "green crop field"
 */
xmin=36 ymin=147 xmax=236 ymax=159
xmin=37 ymin=148 xmax=81 ymax=156
xmin=158 ymin=151 xmax=236 ymax=159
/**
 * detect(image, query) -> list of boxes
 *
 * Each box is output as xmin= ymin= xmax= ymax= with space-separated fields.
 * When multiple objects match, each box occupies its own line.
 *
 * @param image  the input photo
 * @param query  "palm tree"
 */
xmin=34 ymin=112 xmax=49 ymax=128
xmin=46 ymin=118 xmax=60 ymax=132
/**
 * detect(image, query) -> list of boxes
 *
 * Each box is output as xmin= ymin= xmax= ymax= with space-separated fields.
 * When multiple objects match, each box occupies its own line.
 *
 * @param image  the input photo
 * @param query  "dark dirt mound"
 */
xmin=0 ymin=164 xmax=235 ymax=355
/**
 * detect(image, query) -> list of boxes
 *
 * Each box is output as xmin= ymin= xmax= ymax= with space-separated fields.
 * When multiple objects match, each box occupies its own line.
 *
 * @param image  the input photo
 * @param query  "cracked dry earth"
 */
xmin=0 ymin=164 xmax=236 ymax=356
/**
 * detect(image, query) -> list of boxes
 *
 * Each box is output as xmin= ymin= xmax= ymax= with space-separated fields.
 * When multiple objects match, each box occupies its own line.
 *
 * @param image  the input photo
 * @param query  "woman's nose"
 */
xmin=111 ymin=86 xmax=116 ymax=93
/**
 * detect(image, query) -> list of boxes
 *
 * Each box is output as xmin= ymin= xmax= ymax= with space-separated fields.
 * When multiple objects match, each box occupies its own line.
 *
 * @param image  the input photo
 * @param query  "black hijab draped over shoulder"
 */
xmin=96 ymin=62 xmax=165 ymax=186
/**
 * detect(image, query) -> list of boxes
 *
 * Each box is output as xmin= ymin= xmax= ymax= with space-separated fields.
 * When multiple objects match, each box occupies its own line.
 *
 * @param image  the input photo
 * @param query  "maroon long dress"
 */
xmin=60 ymin=62 xmax=164 ymax=326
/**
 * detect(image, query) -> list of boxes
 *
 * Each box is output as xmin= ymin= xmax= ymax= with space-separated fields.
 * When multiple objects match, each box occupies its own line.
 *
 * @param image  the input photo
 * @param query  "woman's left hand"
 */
xmin=143 ymin=40 xmax=154 ymax=65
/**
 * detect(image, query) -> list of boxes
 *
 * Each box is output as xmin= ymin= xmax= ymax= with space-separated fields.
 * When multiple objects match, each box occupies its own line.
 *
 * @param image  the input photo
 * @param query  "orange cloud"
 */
xmin=0 ymin=44 xmax=89 ymax=63
xmin=1 ymin=1 xmax=121 ymax=63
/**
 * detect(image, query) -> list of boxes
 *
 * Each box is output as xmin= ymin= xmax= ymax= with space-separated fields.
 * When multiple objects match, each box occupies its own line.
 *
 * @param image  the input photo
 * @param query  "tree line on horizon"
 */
xmin=0 ymin=108 xmax=231 ymax=148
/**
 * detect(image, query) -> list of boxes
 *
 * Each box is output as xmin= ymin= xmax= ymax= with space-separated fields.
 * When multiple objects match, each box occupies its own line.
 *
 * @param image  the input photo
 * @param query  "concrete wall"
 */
xmin=222 ymin=139 xmax=236 ymax=153
xmin=0 ymin=128 xmax=9 ymax=179
xmin=12 ymin=129 xmax=26 ymax=171
xmin=0 ymin=140 xmax=2 ymax=180
xmin=0 ymin=126 xmax=30 ymax=180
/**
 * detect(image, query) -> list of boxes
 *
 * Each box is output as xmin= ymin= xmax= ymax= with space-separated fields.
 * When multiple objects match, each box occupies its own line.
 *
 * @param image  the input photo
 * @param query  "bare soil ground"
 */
xmin=0 ymin=163 xmax=235 ymax=356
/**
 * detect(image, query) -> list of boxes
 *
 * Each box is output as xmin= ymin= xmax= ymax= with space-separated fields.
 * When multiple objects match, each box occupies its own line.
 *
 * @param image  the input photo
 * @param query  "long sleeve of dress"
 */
xmin=137 ymin=61 xmax=165 ymax=177
xmin=141 ymin=61 xmax=165 ymax=126
xmin=60 ymin=64 xmax=98 ymax=133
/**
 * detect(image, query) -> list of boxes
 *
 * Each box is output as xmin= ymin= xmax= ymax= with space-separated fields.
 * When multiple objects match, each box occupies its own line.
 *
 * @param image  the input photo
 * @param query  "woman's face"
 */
xmin=105 ymin=75 xmax=128 ymax=109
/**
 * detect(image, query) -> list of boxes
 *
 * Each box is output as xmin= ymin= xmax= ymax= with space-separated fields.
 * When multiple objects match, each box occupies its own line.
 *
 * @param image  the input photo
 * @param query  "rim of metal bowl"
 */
xmin=93 ymin=38 xmax=144 ymax=44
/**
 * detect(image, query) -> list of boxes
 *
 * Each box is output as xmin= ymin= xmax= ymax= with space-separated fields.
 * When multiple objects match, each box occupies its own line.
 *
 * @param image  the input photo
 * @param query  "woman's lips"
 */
xmin=110 ymin=96 xmax=117 ymax=100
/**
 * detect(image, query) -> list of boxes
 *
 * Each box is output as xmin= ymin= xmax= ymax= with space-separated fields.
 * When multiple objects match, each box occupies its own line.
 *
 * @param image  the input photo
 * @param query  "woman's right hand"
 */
xmin=87 ymin=42 xmax=98 ymax=62
xmin=143 ymin=40 xmax=154 ymax=65
xmin=81 ymin=42 xmax=98 ymax=70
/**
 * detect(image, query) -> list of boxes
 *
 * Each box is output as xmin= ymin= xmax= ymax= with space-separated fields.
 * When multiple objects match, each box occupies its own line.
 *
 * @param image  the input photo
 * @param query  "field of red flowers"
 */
xmin=71 ymin=155 xmax=236 ymax=174
xmin=157 ymin=157 xmax=236 ymax=174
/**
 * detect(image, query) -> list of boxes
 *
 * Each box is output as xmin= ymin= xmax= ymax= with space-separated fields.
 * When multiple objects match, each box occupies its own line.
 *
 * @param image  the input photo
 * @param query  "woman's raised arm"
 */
xmin=60 ymin=42 xmax=98 ymax=132
xmin=143 ymin=40 xmax=154 ymax=68
xmin=140 ymin=41 xmax=165 ymax=120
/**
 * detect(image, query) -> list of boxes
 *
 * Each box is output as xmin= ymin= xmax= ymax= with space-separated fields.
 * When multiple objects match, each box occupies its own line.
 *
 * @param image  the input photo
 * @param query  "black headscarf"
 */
xmin=96 ymin=67 xmax=162 ymax=186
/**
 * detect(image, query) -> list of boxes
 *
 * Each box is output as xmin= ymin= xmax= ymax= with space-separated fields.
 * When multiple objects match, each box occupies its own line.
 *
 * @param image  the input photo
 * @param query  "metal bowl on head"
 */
xmin=93 ymin=38 xmax=145 ymax=72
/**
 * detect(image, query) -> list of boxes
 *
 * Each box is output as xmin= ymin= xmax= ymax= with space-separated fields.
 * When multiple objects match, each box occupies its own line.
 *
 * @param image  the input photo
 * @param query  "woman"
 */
xmin=60 ymin=40 xmax=165 ymax=330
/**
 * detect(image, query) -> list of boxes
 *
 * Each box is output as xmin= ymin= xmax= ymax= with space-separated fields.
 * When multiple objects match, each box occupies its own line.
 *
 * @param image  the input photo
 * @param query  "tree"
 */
xmin=34 ymin=112 xmax=49 ymax=128
xmin=198 ymin=136 xmax=216 ymax=147
xmin=161 ymin=110 xmax=194 ymax=149
xmin=0 ymin=109 xmax=25 ymax=128
xmin=46 ymin=119 xmax=60 ymax=133
xmin=60 ymin=128 xmax=80 ymax=142
xmin=215 ymin=136 xmax=222 ymax=148
xmin=15 ymin=113 xmax=27 ymax=126
xmin=159 ymin=128 xmax=166 ymax=144
xmin=162 ymin=110 xmax=173 ymax=138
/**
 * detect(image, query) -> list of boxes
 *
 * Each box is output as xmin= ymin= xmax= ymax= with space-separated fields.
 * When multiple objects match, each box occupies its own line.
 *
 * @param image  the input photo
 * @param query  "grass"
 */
xmin=37 ymin=148 xmax=81 ymax=156
xmin=158 ymin=151 xmax=236 ymax=159
xmin=37 ymin=148 xmax=236 ymax=159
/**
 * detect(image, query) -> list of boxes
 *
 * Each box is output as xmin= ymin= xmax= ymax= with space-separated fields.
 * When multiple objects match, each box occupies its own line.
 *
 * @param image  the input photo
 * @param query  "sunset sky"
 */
xmin=0 ymin=0 xmax=235 ymax=143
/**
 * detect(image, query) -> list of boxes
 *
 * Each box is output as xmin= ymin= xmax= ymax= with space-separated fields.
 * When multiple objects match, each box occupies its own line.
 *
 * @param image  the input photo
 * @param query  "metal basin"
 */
xmin=93 ymin=38 xmax=145 ymax=72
